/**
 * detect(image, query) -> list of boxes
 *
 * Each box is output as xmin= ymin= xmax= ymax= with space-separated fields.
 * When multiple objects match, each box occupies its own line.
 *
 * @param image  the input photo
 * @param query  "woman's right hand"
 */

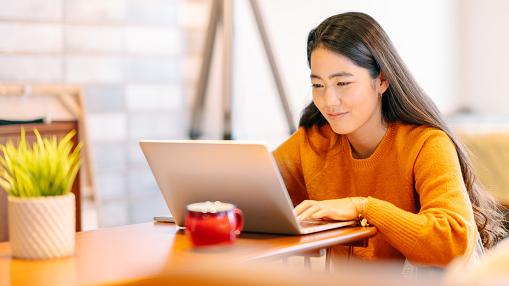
xmin=293 ymin=198 xmax=361 ymax=221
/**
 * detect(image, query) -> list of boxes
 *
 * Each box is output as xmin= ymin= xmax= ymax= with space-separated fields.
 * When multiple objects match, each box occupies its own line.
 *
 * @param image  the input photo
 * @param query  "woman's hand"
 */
xmin=293 ymin=198 xmax=360 ymax=221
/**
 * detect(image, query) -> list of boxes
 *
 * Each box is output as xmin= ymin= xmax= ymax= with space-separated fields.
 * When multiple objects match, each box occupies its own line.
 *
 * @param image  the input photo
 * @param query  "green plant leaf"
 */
xmin=0 ymin=127 xmax=82 ymax=197
xmin=0 ymin=177 xmax=11 ymax=195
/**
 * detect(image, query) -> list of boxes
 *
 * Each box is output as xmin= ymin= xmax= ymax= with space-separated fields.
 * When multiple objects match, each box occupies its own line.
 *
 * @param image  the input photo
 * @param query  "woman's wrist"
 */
xmin=347 ymin=196 xmax=370 ymax=226
xmin=349 ymin=196 xmax=369 ymax=226
xmin=348 ymin=197 xmax=361 ymax=218
xmin=358 ymin=197 xmax=369 ymax=226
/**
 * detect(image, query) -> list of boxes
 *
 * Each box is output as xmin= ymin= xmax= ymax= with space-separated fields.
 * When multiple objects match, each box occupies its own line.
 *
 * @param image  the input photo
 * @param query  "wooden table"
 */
xmin=0 ymin=222 xmax=377 ymax=285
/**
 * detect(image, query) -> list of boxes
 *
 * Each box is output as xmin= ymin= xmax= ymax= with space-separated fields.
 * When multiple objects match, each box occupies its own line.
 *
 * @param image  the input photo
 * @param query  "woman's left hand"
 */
xmin=293 ymin=198 xmax=359 ymax=221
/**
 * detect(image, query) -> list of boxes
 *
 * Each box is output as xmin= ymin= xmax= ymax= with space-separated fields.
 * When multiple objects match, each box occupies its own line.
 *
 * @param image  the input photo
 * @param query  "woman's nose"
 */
xmin=325 ymin=88 xmax=341 ymax=106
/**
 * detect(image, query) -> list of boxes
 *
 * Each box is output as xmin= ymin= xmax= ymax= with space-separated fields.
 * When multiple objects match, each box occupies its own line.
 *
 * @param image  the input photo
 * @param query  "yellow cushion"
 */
xmin=459 ymin=132 xmax=509 ymax=206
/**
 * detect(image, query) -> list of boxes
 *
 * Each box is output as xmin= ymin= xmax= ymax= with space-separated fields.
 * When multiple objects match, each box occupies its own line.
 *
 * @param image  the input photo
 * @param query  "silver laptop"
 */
xmin=140 ymin=140 xmax=357 ymax=235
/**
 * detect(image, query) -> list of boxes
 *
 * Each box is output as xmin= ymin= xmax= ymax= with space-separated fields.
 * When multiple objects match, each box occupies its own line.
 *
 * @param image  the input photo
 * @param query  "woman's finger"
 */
xmin=293 ymin=200 xmax=316 ymax=216
xmin=296 ymin=203 xmax=324 ymax=221
xmin=311 ymin=208 xmax=332 ymax=220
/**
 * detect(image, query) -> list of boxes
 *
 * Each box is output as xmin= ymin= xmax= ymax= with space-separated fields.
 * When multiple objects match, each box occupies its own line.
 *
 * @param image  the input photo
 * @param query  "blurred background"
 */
xmin=0 ymin=0 xmax=508 ymax=231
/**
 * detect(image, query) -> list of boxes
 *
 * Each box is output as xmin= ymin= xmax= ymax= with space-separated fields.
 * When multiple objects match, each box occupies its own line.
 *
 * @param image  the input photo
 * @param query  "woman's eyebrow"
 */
xmin=310 ymin=72 xmax=354 ymax=79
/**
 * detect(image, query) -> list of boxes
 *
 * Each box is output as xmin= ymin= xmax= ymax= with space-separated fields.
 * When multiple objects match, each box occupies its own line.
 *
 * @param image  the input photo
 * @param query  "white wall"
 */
xmin=459 ymin=0 xmax=509 ymax=113
xmin=0 ymin=0 xmax=186 ymax=229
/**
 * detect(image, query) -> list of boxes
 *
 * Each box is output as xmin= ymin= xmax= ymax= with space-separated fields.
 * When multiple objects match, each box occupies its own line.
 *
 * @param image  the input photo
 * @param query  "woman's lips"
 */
xmin=327 ymin=112 xmax=347 ymax=120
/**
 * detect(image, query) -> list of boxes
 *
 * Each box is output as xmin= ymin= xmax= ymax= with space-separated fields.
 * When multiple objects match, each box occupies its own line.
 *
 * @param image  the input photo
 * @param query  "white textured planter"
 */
xmin=8 ymin=193 xmax=76 ymax=260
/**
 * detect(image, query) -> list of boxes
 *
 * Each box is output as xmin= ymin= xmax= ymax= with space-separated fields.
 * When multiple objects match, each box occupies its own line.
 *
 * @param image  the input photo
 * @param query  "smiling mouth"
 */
xmin=327 ymin=112 xmax=347 ymax=119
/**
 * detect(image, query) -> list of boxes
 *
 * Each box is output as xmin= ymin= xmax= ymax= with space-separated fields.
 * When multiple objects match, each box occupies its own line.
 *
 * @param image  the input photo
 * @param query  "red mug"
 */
xmin=185 ymin=201 xmax=244 ymax=247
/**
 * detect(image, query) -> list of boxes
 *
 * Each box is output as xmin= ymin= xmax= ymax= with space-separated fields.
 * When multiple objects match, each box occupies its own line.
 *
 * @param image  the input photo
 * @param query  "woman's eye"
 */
xmin=337 ymin=82 xmax=349 ymax=86
xmin=311 ymin=84 xmax=323 ymax=88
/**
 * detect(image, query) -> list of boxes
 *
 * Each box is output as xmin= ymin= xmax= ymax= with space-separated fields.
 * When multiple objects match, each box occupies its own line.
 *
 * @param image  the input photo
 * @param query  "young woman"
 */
xmin=273 ymin=12 xmax=506 ymax=269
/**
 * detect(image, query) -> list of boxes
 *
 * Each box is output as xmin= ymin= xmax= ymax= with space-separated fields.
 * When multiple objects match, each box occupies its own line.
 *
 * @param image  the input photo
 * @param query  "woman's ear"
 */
xmin=379 ymin=71 xmax=389 ymax=94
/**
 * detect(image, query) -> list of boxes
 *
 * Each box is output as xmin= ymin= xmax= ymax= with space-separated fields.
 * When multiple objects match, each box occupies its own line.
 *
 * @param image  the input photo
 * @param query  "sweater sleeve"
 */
xmin=363 ymin=131 xmax=476 ymax=267
xmin=272 ymin=128 xmax=309 ymax=206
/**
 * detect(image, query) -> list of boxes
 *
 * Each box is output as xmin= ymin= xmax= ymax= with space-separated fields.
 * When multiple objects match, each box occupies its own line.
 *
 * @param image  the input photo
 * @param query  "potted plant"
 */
xmin=0 ymin=127 xmax=82 ymax=259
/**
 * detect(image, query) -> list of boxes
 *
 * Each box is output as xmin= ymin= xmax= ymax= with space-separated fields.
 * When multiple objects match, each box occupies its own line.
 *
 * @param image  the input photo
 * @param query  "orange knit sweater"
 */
xmin=273 ymin=122 xmax=476 ymax=267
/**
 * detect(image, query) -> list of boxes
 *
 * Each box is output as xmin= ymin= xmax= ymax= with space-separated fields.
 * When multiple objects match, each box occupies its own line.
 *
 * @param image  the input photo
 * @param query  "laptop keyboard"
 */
xmin=299 ymin=219 xmax=336 ymax=227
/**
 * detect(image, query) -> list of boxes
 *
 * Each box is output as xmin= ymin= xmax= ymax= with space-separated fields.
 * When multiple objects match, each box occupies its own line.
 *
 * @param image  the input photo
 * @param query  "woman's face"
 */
xmin=310 ymin=47 xmax=388 ymax=137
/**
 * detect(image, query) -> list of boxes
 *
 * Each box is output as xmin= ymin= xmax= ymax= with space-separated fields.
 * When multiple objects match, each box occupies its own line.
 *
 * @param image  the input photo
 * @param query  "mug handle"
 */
xmin=234 ymin=208 xmax=244 ymax=236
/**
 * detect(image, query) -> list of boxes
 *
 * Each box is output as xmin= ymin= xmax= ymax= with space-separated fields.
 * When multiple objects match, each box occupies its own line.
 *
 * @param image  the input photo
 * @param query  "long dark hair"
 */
xmin=302 ymin=12 xmax=506 ymax=249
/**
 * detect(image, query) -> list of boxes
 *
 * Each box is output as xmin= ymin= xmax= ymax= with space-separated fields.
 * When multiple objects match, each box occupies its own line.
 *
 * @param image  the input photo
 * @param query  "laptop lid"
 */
xmin=140 ymin=140 xmax=356 ymax=235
